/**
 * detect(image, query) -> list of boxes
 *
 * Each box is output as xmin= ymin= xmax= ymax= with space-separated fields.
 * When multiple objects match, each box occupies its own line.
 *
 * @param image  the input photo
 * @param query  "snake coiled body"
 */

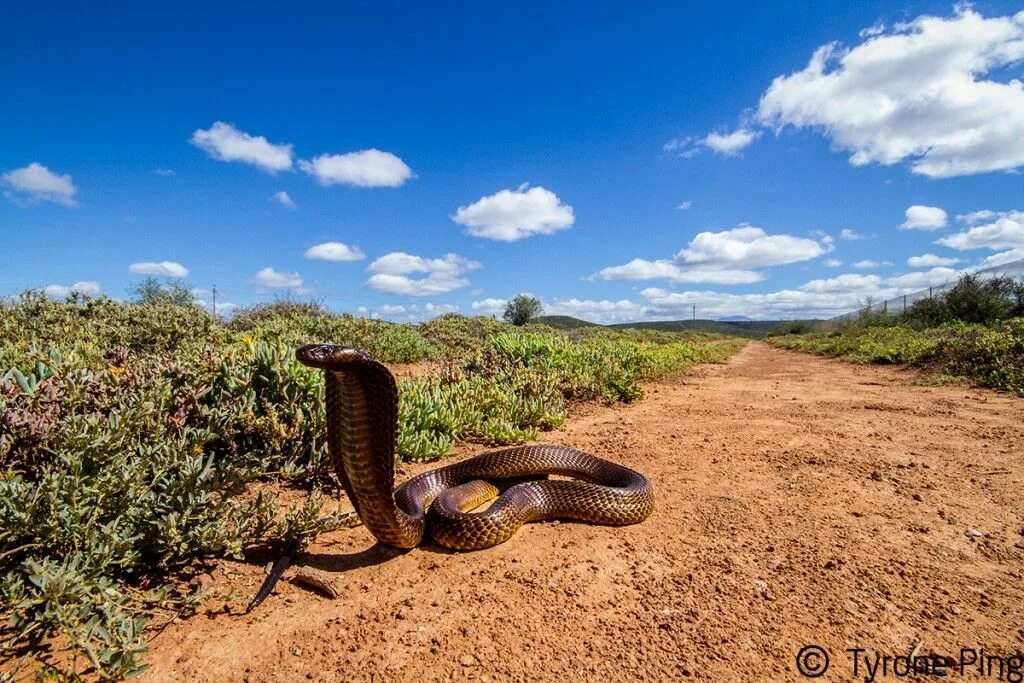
xmin=297 ymin=344 xmax=655 ymax=550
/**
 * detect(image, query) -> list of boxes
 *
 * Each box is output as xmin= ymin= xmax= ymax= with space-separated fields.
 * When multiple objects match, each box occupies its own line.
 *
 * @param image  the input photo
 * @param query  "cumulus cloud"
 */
xmin=299 ymin=149 xmax=413 ymax=188
xmin=44 ymin=281 xmax=100 ymax=298
xmin=979 ymin=248 xmax=1024 ymax=267
xmin=852 ymin=259 xmax=891 ymax=269
xmin=677 ymin=200 xmax=694 ymax=210
xmin=597 ymin=224 xmax=829 ymax=284
xmin=901 ymin=205 xmax=948 ymax=230
xmin=129 ymin=261 xmax=189 ymax=278
xmin=597 ymin=259 xmax=765 ymax=285
xmin=452 ymin=185 xmax=575 ymax=241
xmin=366 ymin=252 xmax=481 ymax=296
xmin=824 ymin=258 xmax=843 ymax=267
xmin=886 ymin=267 xmax=961 ymax=289
xmin=190 ymin=122 xmax=294 ymax=172
xmin=678 ymin=225 xmax=829 ymax=268
xmin=304 ymin=241 xmax=366 ymax=262
xmin=253 ymin=267 xmax=303 ymax=289
xmin=471 ymin=298 xmax=507 ymax=316
xmin=756 ymin=8 xmax=1024 ymax=178
xmin=2 ymin=162 xmax=79 ymax=206
xmin=840 ymin=228 xmax=862 ymax=240
xmin=938 ymin=210 xmax=1024 ymax=252
xmin=908 ymin=253 xmax=960 ymax=267
xmin=272 ymin=191 xmax=296 ymax=209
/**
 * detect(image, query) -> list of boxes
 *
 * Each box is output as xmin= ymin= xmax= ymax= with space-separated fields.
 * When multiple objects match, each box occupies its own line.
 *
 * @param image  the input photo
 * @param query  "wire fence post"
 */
xmin=212 ymin=285 xmax=217 ymax=317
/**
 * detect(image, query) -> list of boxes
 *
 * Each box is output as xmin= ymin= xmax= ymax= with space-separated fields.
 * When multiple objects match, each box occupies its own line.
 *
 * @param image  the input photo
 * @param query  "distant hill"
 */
xmin=533 ymin=315 xmax=601 ymax=329
xmin=534 ymin=315 xmax=819 ymax=337
xmin=609 ymin=319 xmax=786 ymax=337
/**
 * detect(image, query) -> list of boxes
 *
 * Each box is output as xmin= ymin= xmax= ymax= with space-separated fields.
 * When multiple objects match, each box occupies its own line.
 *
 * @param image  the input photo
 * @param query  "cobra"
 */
xmin=298 ymin=343 xmax=655 ymax=550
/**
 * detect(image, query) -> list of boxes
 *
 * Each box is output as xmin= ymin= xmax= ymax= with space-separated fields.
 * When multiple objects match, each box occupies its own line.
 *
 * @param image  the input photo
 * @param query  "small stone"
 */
xmin=966 ymin=528 xmax=984 ymax=539
xmin=824 ymin=560 xmax=838 ymax=570
xmin=870 ymin=470 xmax=883 ymax=482
xmin=460 ymin=654 xmax=479 ymax=667
xmin=912 ymin=493 xmax=923 ymax=502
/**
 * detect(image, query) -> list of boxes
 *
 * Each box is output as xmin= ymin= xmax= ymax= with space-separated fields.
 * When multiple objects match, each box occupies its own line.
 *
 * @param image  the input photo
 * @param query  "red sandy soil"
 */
xmin=143 ymin=342 xmax=1024 ymax=682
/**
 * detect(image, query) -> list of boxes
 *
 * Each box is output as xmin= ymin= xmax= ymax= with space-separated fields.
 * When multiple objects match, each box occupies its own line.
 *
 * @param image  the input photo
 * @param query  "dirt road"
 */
xmin=146 ymin=342 xmax=1024 ymax=682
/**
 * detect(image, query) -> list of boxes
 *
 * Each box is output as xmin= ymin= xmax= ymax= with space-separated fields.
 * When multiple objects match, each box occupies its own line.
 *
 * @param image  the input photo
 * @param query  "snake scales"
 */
xmin=247 ymin=343 xmax=653 ymax=609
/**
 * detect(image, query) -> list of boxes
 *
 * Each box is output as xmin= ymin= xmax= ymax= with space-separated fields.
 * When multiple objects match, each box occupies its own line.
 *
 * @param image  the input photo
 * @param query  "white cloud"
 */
xmin=839 ymin=228 xmax=862 ymax=240
xmin=901 ymin=205 xmax=948 ymax=230
xmin=129 ymin=261 xmax=189 ymax=278
xmin=43 ymin=281 xmax=100 ymax=298
xmin=304 ymin=241 xmax=366 ymax=262
xmin=824 ymin=258 xmax=843 ymax=267
xmin=545 ymin=298 xmax=646 ymax=324
xmin=2 ymin=162 xmax=79 ymax=206
xmin=597 ymin=258 xmax=765 ymax=285
xmin=471 ymin=298 xmax=507 ymax=316
xmin=452 ymin=185 xmax=575 ymax=241
xmin=366 ymin=252 xmax=480 ymax=296
xmin=665 ymin=129 xmax=759 ymax=158
xmin=938 ymin=210 xmax=1024 ymax=251
xmin=154 ymin=168 xmax=176 ymax=177
xmin=852 ymin=259 xmax=891 ymax=269
xmin=799 ymin=273 xmax=883 ymax=294
xmin=596 ymin=224 xmax=829 ymax=284
xmin=299 ymin=149 xmax=413 ymax=188
xmin=979 ymin=248 xmax=1024 ymax=267
xmin=372 ymin=302 xmax=460 ymax=322
xmin=677 ymin=200 xmax=693 ymax=210
xmin=190 ymin=122 xmax=293 ymax=173
xmin=703 ymin=128 xmax=759 ymax=156
xmin=677 ymin=225 xmax=830 ymax=268
xmin=756 ymin=8 xmax=1024 ymax=178
xmin=254 ymin=267 xmax=303 ymax=289
xmin=908 ymin=253 xmax=960 ymax=267
xmin=885 ymin=267 xmax=961 ymax=289
xmin=957 ymin=209 xmax=997 ymax=224
xmin=272 ymin=191 xmax=296 ymax=209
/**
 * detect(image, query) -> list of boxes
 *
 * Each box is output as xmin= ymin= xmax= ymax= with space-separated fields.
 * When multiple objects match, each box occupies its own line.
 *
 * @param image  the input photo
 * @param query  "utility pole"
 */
xmin=212 ymin=285 xmax=217 ymax=317
xmin=692 ymin=304 xmax=696 ymax=328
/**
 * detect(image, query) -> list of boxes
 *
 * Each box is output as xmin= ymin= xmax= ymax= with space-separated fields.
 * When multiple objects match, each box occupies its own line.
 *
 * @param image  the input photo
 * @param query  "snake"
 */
xmin=246 ymin=343 xmax=653 ymax=610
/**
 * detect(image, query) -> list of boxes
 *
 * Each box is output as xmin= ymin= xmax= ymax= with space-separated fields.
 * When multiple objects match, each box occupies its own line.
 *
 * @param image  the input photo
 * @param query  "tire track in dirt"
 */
xmin=145 ymin=342 xmax=1024 ymax=682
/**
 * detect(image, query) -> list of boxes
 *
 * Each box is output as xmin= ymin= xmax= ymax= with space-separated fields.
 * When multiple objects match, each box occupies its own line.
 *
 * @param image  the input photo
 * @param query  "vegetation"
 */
xmin=0 ymin=292 xmax=742 ymax=679
xmin=769 ymin=274 xmax=1024 ymax=396
xmin=502 ymin=294 xmax=543 ymax=326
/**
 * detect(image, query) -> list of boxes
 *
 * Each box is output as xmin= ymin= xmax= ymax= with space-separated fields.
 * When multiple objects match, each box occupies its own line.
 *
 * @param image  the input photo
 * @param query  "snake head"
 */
xmin=295 ymin=344 xmax=375 ymax=370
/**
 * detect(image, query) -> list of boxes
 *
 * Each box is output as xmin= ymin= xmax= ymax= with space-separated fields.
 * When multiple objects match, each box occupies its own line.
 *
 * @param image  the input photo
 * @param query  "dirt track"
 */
xmin=146 ymin=342 xmax=1024 ymax=682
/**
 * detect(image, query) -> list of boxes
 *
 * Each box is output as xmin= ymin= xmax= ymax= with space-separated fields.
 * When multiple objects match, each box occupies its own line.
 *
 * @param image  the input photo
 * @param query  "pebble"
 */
xmin=460 ymin=654 xmax=479 ymax=667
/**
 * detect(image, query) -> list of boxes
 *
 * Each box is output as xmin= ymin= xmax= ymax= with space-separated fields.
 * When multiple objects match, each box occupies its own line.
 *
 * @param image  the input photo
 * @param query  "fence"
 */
xmin=827 ymin=256 xmax=1024 ymax=324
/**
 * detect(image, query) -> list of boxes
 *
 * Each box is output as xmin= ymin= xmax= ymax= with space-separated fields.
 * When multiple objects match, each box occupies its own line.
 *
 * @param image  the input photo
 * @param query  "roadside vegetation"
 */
xmin=0 ymin=290 xmax=742 ymax=680
xmin=769 ymin=274 xmax=1024 ymax=396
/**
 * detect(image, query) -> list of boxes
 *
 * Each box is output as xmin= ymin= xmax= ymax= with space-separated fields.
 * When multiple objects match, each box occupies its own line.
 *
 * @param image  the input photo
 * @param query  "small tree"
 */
xmin=128 ymin=276 xmax=194 ymax=306
xmin=503 ymin=294 xmax=543 ymax=326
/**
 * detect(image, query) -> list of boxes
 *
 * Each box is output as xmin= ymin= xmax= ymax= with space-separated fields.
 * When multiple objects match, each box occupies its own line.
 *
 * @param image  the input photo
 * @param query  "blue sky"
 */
xmin=3 ymin=1 xmax=1024 ymax=321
